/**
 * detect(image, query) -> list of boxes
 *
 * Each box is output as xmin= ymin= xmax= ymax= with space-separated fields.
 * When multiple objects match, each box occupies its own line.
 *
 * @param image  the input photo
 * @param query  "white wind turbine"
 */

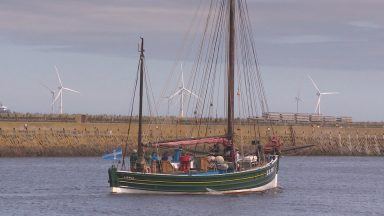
xmin=53 ymin=66 xmax=80 ymax=114
xmin=167 ymin=64 xmax=199 ymax=118
xmin=308 ymin=75 xmax=339 ymax=115
xmin=40 ymin=83 xmax=55 ymax=114
xmin=294 ymin=89 xmax=303 ymax=113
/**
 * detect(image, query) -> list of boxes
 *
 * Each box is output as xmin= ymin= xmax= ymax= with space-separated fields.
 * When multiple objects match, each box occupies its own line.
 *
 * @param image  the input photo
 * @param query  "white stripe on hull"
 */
xmin=111 ymin=174 xmax=278 ymax=195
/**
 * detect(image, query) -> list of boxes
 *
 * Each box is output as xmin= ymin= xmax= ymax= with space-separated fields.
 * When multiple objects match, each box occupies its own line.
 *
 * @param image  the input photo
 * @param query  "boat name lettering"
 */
xmin=266 ymin=167 xmax=275 ymax=176
xmin=124 ymin=176 xmax=136 ymax=181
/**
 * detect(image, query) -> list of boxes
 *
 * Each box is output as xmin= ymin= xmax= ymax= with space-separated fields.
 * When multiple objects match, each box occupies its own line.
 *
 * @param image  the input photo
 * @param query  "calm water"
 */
xmin=1 ymin=156 xmax=383 ymax=216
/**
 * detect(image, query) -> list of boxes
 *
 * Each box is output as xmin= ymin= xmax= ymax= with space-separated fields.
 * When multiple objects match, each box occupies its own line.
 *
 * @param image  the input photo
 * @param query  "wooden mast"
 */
xmin=136 ymin=37 xmax=145 ymax=172
xmin=227 ymin=0 xmax=235 ymax=143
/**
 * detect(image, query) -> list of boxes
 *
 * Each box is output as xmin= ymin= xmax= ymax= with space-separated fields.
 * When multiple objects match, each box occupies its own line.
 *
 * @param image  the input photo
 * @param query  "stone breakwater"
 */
xmin=0 ymin=121 xmax=383 ymax=157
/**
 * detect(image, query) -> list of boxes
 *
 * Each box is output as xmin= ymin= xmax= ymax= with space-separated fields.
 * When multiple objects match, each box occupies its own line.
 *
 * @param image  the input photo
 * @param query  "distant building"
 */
xmin=262 ymin=112 xmax=352 ymax=124
xmin=0 ymin=103 xmax=10 ymax=113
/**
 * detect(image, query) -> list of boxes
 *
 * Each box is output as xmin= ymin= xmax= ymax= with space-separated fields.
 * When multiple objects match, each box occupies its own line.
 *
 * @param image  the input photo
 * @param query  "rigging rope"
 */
xmin=122 ymin=54 xmax=140 ymax=169
xmin=125 ymin=0 xmax=274 ymax=154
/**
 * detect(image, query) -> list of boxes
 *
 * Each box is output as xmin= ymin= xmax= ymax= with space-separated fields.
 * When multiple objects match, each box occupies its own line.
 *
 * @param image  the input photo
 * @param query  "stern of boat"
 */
xmin=108 ymin=165 xmax=118 ymax=188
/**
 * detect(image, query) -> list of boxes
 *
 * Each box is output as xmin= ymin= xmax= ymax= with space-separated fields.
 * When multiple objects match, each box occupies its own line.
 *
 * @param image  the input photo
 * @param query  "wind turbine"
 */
xmin=167 ymin=63 xmax=199 ymax=118
xmin=40 ymin=83 xmax=55 ymax=114
xmin=0 ymin=102 xmax=9 ymax=113
xmin=308 ymin=75 xmax=339 ymax=115
xmin=53 ymin=66 xmax=80 ymax=114
xmin=294 ymin=89 xmax=303 ymax=113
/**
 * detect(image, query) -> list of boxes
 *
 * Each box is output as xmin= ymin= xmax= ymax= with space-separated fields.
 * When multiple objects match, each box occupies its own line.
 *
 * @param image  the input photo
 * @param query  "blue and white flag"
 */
xmin=102 ymin=147 xmax=123 ymax=160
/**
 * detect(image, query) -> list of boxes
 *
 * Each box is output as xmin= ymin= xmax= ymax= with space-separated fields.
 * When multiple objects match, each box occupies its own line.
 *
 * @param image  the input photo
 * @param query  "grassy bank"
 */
xmin=0 ymin=118 xmax=383 ymax=157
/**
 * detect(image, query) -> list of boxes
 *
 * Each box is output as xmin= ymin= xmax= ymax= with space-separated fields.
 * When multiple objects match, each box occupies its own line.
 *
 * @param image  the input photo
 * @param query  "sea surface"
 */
xmin=0 ymin=156 xmax=383 ymax=216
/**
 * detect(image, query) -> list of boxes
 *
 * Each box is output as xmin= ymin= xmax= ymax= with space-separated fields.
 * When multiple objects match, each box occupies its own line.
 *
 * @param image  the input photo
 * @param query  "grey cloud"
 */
xmin=269 ymin=35 xmax=340 ymax=44
xmin=1 ymin=0 xmax=384 ymax=71
xmin=1 ymin=0 xmax=384 ymax=120
xmin=0 ymin=0 xmax=205 ymax=57
xmin=348 ymin=21 xmax=382 ymax=29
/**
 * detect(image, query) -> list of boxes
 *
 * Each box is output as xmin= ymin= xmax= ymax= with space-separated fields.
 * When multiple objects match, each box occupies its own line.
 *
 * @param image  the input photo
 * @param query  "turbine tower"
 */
xmin=53 ymin=66 xmax=80 ymax=114
xmin=308 ymin=75 xmax=339 ymax=115
xmin=294 ymin=89 xmax=303 ymax=113
xmin=168 ymin=64 xmax=198 ymax=118
xmin=40 ymin=83 xmax=55 ymax=114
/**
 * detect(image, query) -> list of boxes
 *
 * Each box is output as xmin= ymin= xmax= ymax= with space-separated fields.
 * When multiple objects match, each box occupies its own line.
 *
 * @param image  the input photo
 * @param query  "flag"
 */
xmin=102 ymin=147 xmax=123 ymax=160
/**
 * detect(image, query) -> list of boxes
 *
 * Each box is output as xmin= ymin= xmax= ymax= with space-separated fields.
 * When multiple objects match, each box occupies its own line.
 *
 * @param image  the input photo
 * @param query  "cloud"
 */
xmin=269 ymin=35 xmax=339 ymax=44
xmin=0 ymin=0 xmax=384 ymax=69
xmin=0 ymin=0 xmax=207 ymax=58
xmin=1 ymin=0 xmax=384 ymax=120
xmin=348 ymin=21 xmax=382 ymax=29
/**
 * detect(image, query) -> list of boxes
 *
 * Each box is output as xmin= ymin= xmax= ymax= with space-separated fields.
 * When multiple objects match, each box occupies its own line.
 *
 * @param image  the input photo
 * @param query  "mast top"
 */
xmin=136 ymin=37 xmax=145 ymax=172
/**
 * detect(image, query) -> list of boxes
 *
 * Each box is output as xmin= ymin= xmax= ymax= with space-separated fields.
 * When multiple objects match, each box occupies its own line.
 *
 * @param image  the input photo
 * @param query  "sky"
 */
xmin=0 ymin=0 xmax=383 ymax=121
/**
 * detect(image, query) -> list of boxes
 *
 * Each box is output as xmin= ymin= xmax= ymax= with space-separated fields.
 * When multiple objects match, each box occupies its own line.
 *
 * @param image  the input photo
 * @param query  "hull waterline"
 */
xmin=111 ymin=174 xmax=277 ymax=195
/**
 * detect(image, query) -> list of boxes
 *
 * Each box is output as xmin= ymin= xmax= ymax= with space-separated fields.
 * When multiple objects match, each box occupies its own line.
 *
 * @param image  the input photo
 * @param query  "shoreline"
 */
xmin=0 ymin=119 xmax=383 ymax=157
xmin=1 ymin=155 xmax=383 ymax=158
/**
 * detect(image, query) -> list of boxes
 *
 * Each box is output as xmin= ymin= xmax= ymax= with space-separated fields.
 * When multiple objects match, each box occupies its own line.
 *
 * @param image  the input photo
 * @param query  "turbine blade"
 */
xmin=321 ymin=92 xmax=339 ymax=95
xmin=190 ymin=92 xmax=199 ymax=98
xmin=169 ymin=89 xmax=182 ymax=99
xmin=182 ymin=88 xmax=199 ymax=99
xmin=52 ymin=90 xmax=62 ymax=105
xmin=308 ymin=75 xmax=320 ymax=92
xmin=40 ymin=83 xmax=54 ymax=93
xmin=183 ymin=88 xmax=192 ymax=95
xmin=63 ymin=87 xmax=80 ymax=94
xmin=180 ymin=63 xmax=185 ymax=88
xmin=186 ymin=89 xmax=199 ymax=98
xmin=54 ymin=65 xmax=63 ymax=87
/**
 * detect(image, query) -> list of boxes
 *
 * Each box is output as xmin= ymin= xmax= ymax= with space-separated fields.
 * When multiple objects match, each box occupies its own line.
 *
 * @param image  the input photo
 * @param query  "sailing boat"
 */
xmin=108 ymin=0 xmax=281 ymax=194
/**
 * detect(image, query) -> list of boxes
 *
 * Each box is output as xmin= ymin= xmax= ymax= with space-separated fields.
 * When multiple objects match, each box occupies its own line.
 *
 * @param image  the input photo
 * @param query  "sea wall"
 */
xmin=0 ymin=119 xmax=383 ymax=157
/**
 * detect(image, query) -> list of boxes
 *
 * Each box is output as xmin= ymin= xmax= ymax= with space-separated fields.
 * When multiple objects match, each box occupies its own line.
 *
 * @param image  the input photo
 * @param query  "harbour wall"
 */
xmin=0 ymin=116 xmax=383 ymax=157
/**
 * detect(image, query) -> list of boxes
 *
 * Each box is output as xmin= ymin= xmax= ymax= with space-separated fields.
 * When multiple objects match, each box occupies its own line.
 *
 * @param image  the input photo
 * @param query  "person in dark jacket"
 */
xmin=161 ymin=151 xmax=169 ymax=161
xmin=130 ymin=149 xmax=138 ymax=171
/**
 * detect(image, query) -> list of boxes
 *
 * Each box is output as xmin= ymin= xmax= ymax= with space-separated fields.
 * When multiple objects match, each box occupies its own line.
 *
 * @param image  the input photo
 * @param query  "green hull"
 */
xmin=108 ymin=156 xmax=279 ymax=194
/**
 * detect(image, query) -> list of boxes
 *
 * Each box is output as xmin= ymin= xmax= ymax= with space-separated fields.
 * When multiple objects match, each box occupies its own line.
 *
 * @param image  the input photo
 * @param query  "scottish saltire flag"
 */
xmin=102 ymin=147 xmax=123 ymax=160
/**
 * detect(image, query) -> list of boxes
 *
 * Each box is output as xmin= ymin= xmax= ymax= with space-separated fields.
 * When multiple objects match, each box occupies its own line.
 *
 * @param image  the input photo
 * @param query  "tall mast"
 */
xmin=136 ymin=37 xmax=145 ymax=172
xmin=227 ymin=0 xmax=235 ymax=143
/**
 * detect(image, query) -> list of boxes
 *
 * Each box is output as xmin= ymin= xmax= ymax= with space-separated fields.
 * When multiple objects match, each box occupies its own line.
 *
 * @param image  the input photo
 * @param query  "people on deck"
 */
xmin=224 ymin=145 xmax=233 ymax=161
xmin=130 ymin=149 xmax=138 ymax=171
xmin=172 ymin=146 xmax=182 ymax=162
xmin=151 ymin=152 xmax=159 ymax=162
xmin=161 ymin=151 xmax=169 ymax=161
xmin=144 ymin=151 xmax=151 ymax=165
xmin=257 ymin=143 xmax=265 ymax=162
xmin=210 ymin=144 xmax=220 ymax=156
xmin=150 ymin=152 xmax=159 ymax=173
